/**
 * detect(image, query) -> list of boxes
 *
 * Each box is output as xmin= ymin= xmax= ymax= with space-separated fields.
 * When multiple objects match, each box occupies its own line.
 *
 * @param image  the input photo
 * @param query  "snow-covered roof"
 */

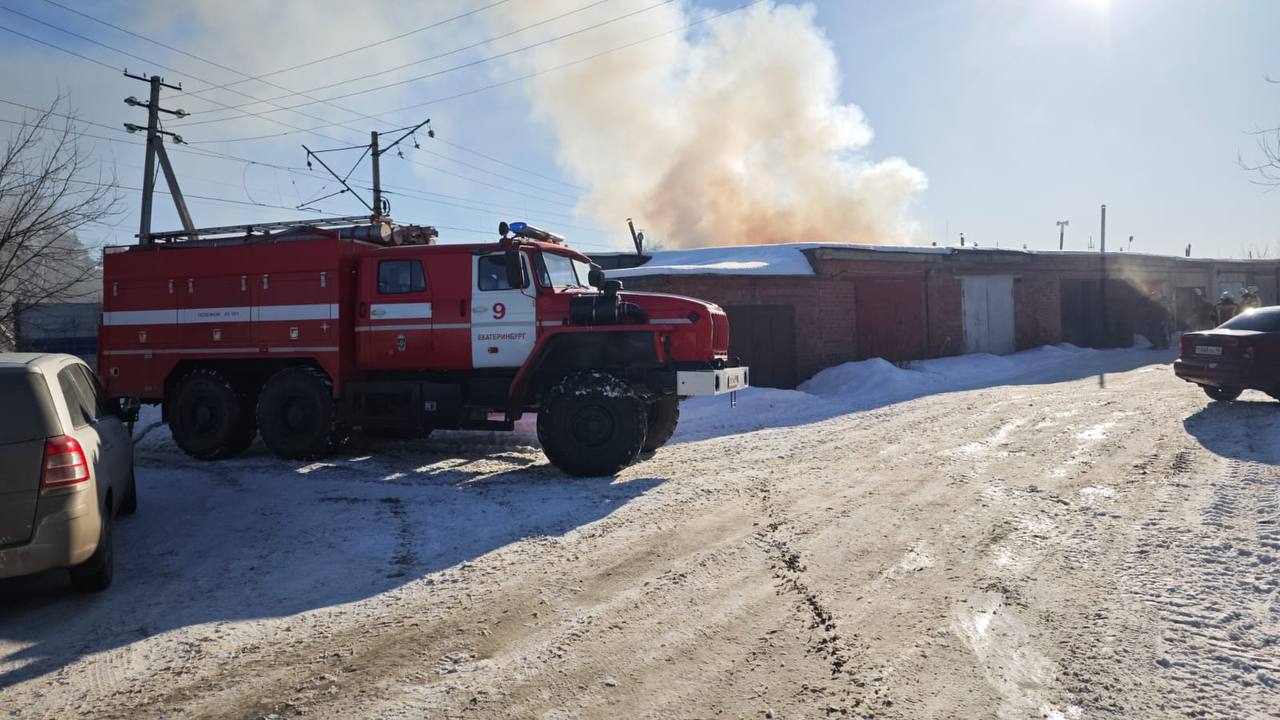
xmin=602 ymin=240 xmax=1278 ymax=279
xmin=604 ymin=242 xmax=987 ymax=278
xmin=609 ymin=243 xmax=821 ymax=278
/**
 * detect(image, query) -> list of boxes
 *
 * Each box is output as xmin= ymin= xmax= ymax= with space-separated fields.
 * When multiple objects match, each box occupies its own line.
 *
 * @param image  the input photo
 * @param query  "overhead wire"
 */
xmin=0 ymin=17 xmax=583 ymax=207
xmin=0 ymin=0 xmax=778 ymax=246
xmin=37 ymin=0 xmax=590 ymax=191
xmin=193 ymin=0 xmax=767 ymax=139
xmin=176 ymin=0 xmax=618 ymax=123
xmin=173 ymin=0 xmax=676 ymax=123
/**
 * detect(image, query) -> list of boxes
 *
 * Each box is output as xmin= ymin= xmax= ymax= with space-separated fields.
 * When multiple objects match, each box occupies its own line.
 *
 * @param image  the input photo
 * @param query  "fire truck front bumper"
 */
xmin=675 ymin=366 xmax=749 ymax=396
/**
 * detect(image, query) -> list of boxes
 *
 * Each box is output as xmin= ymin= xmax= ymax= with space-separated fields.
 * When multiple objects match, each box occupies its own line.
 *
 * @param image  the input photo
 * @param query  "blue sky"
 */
xmin=1 ymin=0 xmax=1277 ymax=258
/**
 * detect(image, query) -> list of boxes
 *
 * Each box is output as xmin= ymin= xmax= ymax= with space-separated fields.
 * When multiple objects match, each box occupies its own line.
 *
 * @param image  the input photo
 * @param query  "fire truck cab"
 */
xmin=99 ymin=219 xmax=747 ymax=476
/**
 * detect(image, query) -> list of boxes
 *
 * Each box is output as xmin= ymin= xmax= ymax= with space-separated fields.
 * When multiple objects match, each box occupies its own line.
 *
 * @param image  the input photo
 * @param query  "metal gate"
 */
xmin=854 ymin=276 xmax=926 ymax=362
xmin=723 ymin=305 xmax=797 ymax=389
xmin=961 ymin=276 xmax=1015 ymax=355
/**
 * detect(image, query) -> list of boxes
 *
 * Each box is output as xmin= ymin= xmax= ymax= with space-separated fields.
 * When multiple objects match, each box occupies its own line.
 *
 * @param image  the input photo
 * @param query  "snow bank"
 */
xmin=799 ymin=344 xmax=1095 ymax=400
xmin=674 ymin=342 xmax=1168 ymax=442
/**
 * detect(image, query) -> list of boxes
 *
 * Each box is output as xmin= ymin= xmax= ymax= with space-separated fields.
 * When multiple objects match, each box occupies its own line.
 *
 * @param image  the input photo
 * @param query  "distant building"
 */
xmin=591 ymin=244 xmax=1280 ymax=388
xmin=15 ymin=302 xmax=101 ymax=369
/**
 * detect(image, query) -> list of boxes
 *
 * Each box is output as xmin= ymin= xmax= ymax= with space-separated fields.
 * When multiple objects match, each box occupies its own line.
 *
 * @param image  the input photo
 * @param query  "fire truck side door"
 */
xmin=357 ymin=256 xmax=433 ymax=369
xmin=471 ymin=251 xmax=536 ymax=368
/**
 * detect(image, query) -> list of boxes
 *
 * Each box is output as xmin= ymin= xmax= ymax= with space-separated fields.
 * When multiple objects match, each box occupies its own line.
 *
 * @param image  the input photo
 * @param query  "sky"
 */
xmin=0 ymin=0 xmax=1277 ymax=259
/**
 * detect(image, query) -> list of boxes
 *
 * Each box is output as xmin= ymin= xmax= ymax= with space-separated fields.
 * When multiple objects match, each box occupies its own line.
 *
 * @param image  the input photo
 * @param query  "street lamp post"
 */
xmin=1057 ymin=220 xmax=1069 ymax=250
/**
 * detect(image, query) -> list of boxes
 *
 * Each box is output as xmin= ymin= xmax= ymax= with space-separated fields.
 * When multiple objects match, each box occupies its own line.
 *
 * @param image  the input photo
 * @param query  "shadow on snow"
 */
xmin=1182 ymin=393 xmax=1280 ymax=464
xmin=0 ymin=433 xmax=662 ymax=689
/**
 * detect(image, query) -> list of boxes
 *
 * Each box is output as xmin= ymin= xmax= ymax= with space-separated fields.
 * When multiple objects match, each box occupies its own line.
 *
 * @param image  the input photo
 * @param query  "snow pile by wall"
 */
xmin=674 ymin=342 xmax=1166 ymax=443
xmin=799 ymin=344 xmax=1094 ymax=400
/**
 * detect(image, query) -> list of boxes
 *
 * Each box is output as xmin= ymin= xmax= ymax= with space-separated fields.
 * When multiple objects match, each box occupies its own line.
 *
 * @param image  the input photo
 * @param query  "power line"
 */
xmin=39 ymin=0 xmax=590 ymax=192
xmin=113 ymin=0 xmax=514 ymax=100
xmin=175 ymin=0 xmax=675 ymax=124
xmin=195 ymin=0 xmax=766 ymax=140
xmin=7 ymin=170 xmax=340 ymax=215
xmin=436 ymin=137 xmax=582 ymax=190
xmin=177 ymin=0 xmax=617 ymax=125
xmin=0 ymin=22 xmax=118 ymax=71
xmin=0 ymin=16 xmax=579 ymax=205
xmin=1 ymin=111 xmax=597 ymax=232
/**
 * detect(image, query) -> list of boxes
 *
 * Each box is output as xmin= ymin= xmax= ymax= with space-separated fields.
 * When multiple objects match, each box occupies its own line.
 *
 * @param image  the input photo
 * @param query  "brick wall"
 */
xmin=612 ymin=250 xmax=1280 ymax=388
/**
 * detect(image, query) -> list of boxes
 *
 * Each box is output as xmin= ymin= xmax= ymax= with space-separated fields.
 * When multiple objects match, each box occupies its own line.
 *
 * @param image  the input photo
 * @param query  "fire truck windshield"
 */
xmin=537 ymin=251 xmax=588 ymax=289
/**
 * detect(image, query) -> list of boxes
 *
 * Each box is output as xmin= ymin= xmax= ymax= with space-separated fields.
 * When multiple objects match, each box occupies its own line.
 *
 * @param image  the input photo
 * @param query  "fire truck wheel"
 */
xmin=257 ymin=367 xmax=341 ymax=460
xmin=537 ymin=371 xmax=648 ymax=477
xmin=642 ymin=396 xmax=680 ymax=452
xmin=170 ymin=369 xmax=253 ymax=460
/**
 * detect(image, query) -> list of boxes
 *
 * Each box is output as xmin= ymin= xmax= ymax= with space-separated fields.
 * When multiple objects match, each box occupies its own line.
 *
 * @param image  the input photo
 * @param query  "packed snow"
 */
xmin=677 ymin=342 xmax=1161 ymax=441
xmin=9 ymin=340 xmax=1275 ymax=720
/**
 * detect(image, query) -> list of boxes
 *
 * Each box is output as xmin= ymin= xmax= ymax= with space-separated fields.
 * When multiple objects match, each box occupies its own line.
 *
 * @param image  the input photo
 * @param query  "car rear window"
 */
xmin=57 ymin=366 xmax=97 ymax=428
xmin=1219 ymin=308 xmax=1280 ymax=332
xmin=0 ymin=371 xmax=60 ymax=444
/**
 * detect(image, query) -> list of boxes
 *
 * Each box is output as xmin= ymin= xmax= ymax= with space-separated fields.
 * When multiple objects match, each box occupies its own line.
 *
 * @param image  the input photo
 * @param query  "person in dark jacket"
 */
xmin=1214 ymin=291 xmax=1239 ymax=326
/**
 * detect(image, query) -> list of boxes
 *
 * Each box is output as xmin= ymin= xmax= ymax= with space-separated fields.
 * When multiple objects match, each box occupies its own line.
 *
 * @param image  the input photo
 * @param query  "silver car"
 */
xmin=0 ymin=353 xmax=137 ymax=592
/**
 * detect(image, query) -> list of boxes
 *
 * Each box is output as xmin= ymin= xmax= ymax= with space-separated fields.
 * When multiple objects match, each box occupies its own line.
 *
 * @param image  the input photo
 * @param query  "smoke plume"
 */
xmin=491 ymin=1 xmax=927 ymax=247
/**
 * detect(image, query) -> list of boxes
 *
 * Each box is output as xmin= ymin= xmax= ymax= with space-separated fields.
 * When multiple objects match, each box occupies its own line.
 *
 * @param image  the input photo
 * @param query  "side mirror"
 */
xmin=588 ymin=266 xmax=605 ymax=289
xmin=504 ymin=249 xmax=525 ymax=289
xmin=116 ymin=396 xmax=141 ymax=423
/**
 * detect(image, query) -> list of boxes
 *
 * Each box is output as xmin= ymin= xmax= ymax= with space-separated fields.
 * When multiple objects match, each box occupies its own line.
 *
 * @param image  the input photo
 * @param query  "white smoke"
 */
xmin=490 ymin=1 xmax=927 ymax=247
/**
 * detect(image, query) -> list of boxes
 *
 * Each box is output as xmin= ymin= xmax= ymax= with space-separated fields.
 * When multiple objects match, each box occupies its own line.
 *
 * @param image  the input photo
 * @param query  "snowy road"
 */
xmin=2 ymin=347 xmax=1278 ymax=719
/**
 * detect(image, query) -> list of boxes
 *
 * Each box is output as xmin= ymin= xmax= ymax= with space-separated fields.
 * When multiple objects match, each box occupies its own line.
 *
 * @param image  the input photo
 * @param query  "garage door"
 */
xmin=961 ymin=276 xmax=1015 ymax=355
xmin=722 ymin=305 xmax=797 ymax=389
xmin=854 ymin=276 xmax=926 ymax=362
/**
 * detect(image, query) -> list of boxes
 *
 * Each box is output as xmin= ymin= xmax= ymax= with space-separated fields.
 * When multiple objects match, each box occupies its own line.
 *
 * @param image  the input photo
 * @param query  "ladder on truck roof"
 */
xmin=142 ymin=215 xmax=376 ymax=242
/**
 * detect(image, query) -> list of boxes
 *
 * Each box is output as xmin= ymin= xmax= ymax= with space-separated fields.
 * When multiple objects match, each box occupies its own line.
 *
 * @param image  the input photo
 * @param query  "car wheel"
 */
xmin=537 ymin=371 xmax=647 ymax=477
xmin=69 ymin=502 xmax=113 ymax=593
xmin=642 ymin=396 xmax=680 ymax=452
xmin=169 ymin=369 xmax=254 ymax=459
xmin=118 ymin=464 xmax=138 ymax=516
xmin=257 ymin=366 xmax=344 ymax=460
xmin=1204 ymin=386 xmax=1242 ymax=402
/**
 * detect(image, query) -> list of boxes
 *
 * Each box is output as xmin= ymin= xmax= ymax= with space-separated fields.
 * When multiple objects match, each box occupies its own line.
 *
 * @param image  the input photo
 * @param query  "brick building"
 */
xmin=592 ymin=244 xmax=1280 ymax=389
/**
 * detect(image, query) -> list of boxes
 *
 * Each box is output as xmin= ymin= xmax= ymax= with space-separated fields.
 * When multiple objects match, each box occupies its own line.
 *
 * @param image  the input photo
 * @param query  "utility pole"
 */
xmin=370 ymin=131 xmax=382 ymax=219
xmin=124 ymin=71 xmax=194 ymax=244
xmin=627 ymin=218 xmax=645 ymax=255
xmin=1099 ymin=204 xmax=1108 ymax=346
xmin=1056 ymin=219 xmax=1069 ymax=250
xmin=303 ymin=119 xmax=431 ymax=221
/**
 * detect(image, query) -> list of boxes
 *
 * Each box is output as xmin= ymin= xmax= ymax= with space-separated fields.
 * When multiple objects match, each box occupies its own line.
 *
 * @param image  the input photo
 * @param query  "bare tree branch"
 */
xmin=0 ymin=96 xmax=121 ymax=350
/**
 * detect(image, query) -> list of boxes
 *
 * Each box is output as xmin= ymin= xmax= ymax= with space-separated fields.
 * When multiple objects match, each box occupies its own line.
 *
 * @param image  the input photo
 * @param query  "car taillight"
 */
xmin=41 ymin=435 xmax=90 ymax=491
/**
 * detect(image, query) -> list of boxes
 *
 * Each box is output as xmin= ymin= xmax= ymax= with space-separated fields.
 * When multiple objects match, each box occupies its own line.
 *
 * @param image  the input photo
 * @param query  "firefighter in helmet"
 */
xmin=1214 ymin=290 xmax=1239 ymax=326
xmin=1240 ymin=285 xmax=1263 ymax=311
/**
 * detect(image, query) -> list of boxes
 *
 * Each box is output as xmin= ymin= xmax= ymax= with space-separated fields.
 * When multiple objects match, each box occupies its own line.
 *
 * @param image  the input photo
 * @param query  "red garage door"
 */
xmin=854 ymin=276 xmax=926 ymax=362
xmin=723 ymin=305 xmax=798 ymax=389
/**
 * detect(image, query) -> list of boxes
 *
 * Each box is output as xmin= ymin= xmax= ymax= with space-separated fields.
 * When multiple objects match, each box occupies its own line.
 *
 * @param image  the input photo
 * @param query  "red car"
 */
xmin=1174 ymin=307 xmax=1280 ymax=401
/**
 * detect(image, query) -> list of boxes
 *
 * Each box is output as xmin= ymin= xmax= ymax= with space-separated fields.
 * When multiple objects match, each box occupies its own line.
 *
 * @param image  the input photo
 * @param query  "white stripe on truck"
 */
xmin=103 ymin=304 xmax=337 ymax=326
xmin=369 ymin=302 xmax=432 ymax=320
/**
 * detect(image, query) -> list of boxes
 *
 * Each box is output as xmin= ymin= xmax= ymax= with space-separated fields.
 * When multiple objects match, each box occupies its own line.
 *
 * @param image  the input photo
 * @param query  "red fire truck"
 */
xmin=98 ymin=218 xmax=747 ymax=476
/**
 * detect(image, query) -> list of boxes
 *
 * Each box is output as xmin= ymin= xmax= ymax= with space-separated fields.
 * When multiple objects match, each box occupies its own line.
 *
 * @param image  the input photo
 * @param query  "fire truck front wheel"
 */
xmin=537 ymin=371 xmax=648 ymax=477
xmin=169 ymin=369 xmax=256 ymax=459
xmin=257 ymin=367 xmax=344 ymax=460
xmin=642 ymin=396 xmax=680 ymax=452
